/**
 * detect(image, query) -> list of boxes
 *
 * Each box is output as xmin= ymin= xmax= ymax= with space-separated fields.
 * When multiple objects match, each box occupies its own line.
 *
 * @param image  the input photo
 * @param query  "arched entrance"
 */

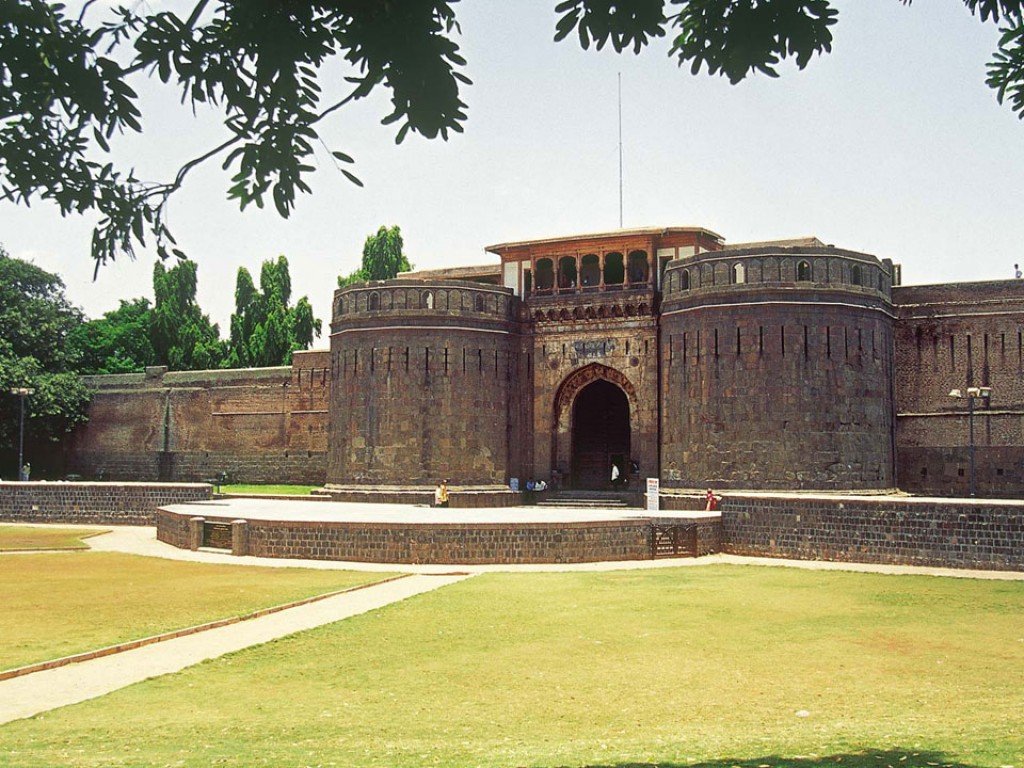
xmin=571 ymin=379 xmax=631 ymax=489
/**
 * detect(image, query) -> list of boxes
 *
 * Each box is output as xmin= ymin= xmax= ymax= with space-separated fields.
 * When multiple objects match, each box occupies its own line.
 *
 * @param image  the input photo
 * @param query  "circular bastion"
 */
xmin=659 ymin=245 xmax=897 ymax=491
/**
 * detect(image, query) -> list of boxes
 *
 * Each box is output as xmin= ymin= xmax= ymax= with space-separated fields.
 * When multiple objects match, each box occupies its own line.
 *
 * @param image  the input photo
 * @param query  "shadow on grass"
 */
xmin=576 ymin=749 xmax=987 ymax=768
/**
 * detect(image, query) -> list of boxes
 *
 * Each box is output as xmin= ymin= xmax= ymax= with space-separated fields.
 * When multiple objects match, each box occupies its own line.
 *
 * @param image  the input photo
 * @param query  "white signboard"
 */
xmin=645 ymin=477 xmax=660 ymax=512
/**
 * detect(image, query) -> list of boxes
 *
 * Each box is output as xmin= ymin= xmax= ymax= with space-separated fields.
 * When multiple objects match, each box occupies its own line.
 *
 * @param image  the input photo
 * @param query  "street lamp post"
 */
xmin=10 ymin=387 xmax=34 ymax=481
xmin=948 ymin=386 xmax=992 ymax=497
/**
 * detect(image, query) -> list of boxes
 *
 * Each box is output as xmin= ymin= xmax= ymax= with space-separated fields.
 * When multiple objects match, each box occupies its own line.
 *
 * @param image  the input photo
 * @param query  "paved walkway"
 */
xmin=0 ymin=571 xmax=470 ymax=725
xmin=3 ymin=522 xmax=1022 ymax=726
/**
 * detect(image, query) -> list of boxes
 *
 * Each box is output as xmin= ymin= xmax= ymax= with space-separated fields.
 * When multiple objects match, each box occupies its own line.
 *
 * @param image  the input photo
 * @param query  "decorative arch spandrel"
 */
xmin=553 ymin=363 xmax=638 ymax=423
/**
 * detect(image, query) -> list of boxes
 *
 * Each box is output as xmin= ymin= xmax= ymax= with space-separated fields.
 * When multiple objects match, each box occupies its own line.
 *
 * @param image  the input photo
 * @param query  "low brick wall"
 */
xmin=156 ymin=506 xmax=194 ymax=547
xmin=719 ymin=493 xmax=1024 ymax=571
xmin=0 ymin=482 xmax=212 ymax=526
xmin=158 ymin=508 xmax=653 ymax=564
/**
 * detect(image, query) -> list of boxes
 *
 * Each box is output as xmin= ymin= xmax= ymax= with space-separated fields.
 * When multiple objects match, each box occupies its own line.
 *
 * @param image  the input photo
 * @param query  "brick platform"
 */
xmin=155 ymin=499 xmax=714 ymax=564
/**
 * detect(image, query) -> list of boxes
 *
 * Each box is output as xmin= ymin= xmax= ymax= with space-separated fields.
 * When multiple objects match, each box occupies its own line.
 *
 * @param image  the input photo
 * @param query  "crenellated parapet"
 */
xmin=663 ymin=245 xmax=897 ymax=305
xmin=332 ymin=279 xmax=516 ymax=331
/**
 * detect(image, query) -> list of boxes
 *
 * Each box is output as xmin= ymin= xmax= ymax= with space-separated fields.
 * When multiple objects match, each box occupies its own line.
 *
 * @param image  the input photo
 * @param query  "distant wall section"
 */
xmin=63 ymin=350 xmax=330 ymax=483
xmin=893 ymin=281 xmax=1024 ymax=497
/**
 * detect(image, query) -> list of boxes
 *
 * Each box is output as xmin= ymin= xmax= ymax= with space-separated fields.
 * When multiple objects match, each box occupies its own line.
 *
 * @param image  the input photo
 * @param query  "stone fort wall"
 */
xmin=893 ymin=281 xmax=1024 ymax=497
xmin=56 ymin=248 xmax=1024 ymax=498
xmin=63 ymin=350 xmax=330 ymax=484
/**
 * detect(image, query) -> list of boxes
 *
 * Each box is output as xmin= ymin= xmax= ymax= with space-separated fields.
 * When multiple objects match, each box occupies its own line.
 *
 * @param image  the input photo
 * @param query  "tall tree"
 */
xmin=67 ymin=298 xmax=158 ymax=374
xmin=338 ymin=226 xmax=412 ymax=287
xmin=0 ymin=246 xmax=92 ymax=477
xmin=2 ymin=2 xmax=1021 ymax=269
xmin=151 ymin=260 xmax=225 ymax=371
xmin=227 ymin=255 xmax=322 ymax=368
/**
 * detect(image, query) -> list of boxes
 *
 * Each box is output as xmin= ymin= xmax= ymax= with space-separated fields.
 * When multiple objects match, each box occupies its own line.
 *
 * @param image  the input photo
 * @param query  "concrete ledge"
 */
xmin=315 ymin=485 xmax=520 ymax=508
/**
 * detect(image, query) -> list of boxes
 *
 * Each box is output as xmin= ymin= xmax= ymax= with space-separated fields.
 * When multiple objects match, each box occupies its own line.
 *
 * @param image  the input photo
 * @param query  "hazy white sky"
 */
xmin=4 ymin=0 xmax=1023 ymax=335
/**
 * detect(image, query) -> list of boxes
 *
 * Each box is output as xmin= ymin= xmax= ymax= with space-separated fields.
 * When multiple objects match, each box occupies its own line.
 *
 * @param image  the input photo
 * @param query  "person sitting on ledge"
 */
xmin=434 ymin=479 xmax=449 ymax=508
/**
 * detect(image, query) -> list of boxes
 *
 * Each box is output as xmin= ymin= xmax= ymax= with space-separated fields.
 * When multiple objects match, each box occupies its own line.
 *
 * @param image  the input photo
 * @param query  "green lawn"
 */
xmin=0 ymin=552 xmax=398 ymax=671
xmin=0 ymin=525 xmax=108 ymax=551
xmin=1 ymin=565 xmax=1021 ymax=767
xmin=221 ymin=484 xmax=319 ymax=495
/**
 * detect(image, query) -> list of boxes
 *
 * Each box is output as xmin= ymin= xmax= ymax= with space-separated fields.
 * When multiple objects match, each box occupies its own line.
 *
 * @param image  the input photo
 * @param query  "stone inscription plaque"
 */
xmin=203 ymin=522 xmax=232 ymax=549
xmin=574 ymin=340 xmax=615 ymax=359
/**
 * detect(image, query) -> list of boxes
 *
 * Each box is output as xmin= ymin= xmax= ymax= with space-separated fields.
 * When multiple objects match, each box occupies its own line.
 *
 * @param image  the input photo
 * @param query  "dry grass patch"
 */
xmin=0 ymin=526 xmax=108 ymax=551
xmin=1 ymin=566 xmax=1021 ymax=767
xmin=0 ymin=552 xmax=398 ymax=671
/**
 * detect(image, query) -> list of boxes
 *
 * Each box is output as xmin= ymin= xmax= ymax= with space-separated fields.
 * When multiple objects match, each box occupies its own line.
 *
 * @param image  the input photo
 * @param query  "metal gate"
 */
xmin=651 ymin=523 xmax=697 ymax=558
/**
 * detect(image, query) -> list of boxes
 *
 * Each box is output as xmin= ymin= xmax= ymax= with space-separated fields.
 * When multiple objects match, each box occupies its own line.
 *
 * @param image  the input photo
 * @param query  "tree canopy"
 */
xmin=151 ymin=260 xmax=226 ymax=370
xmin=338 ymin=225 xmax=412 ymax=288
xmin=67 ymin=298 xmax=158 ymax=375
xmin=2 ymin=1 xmax=1022 ymax=271
xmin=227 ymin=255 xmax=322 ymax=367
xmin=0 ymin=246 xmax=93 ymax=476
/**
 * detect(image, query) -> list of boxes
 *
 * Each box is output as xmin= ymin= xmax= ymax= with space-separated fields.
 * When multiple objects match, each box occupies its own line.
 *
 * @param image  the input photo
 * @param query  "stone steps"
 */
xmin=536 ymin=491 xmax=637 ymax=510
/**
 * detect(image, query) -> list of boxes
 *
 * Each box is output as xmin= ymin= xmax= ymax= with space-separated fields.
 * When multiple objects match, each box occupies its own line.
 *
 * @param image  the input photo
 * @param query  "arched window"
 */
xmin=474 ymin=294 xmax=484 ymax=312
xmin=580 ymin=254 xmax=600 ymax=288
xmin=535 ymin=258 xmax=554 ymax=291
xmin=851 ymin=264 xmax=862 ymax=286
xmin=558 ymin=256 xmax=577 ymax=290
xmin=603 ymin=252 xmax=625 ymax=286
xmin=627 ymin=250 xmax=649 ymax=286
xmin=423 ymin=291 xmax=434 ymax=309
xmin=680 ymin=269 xmax=690 ymax=291
xmin=369 ymin=292 xmax=380 ymax=310
xmin=731 ymin=263 xmax=746 ymax=284
xmin=797 ymin=260 xmax=812 ymax=282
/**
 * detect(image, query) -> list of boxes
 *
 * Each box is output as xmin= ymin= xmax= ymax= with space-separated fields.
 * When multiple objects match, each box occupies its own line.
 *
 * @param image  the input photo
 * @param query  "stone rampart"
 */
xmin=0 ymin=482 xmax=211 ymax=526
xmin=63 ymin=350 xmax=330 ymax=484
xmin=893 ymin=280 xmax=1024 ymax=497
